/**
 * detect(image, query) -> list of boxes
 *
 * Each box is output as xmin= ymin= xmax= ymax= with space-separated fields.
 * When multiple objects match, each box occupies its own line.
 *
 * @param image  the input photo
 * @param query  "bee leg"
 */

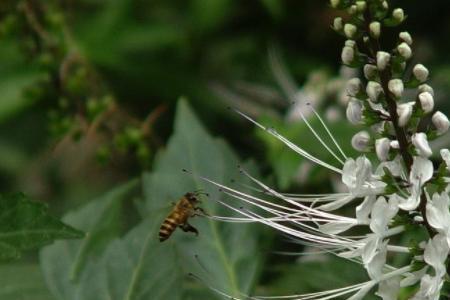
xmin=180 ymin=223 xmax=199 ymax=236
xmin=194 ymin=207 xmax=208 ymax=216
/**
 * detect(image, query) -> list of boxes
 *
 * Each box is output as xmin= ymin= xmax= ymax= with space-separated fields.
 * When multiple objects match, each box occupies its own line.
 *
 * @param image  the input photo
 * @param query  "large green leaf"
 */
xmin=0 ymin=193 xmax=84 ymax=261
xmin=142 ymin=99 xmax=269 ymax=299
xmin=0 ymin=262 xmax=55 ymax=300
xmin=40 ymin=179 xmax=140 ymax=298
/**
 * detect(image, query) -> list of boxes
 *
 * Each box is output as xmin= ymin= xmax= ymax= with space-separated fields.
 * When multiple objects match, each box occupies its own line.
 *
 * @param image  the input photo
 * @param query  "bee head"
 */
xmin=185 ymin=192 xmax=199 ymax=203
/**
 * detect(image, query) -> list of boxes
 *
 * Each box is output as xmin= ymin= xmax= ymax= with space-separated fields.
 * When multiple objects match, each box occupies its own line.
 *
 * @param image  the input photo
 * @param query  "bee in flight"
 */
xmin=159 ymin=191 xmax=207 ymax=242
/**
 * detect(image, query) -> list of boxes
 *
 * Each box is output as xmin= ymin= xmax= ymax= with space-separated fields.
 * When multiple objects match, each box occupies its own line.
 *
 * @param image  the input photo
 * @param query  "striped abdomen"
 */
xmin=159 ymin=210 xmax=188 ymax=242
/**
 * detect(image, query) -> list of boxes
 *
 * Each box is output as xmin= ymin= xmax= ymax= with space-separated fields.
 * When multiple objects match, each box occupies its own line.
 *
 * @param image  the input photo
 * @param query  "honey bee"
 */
xmin=159 ymin=191 xmax=207 ymax=242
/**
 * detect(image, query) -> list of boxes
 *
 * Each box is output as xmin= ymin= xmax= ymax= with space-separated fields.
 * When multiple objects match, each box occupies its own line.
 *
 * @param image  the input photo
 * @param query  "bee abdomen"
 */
xmin=159 ymin=218 xmax=178 ymax=242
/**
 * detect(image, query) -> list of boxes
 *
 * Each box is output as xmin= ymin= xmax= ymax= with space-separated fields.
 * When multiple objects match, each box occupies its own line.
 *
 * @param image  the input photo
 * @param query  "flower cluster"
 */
xmin=200 ymin=1 xmax=450 ymax=299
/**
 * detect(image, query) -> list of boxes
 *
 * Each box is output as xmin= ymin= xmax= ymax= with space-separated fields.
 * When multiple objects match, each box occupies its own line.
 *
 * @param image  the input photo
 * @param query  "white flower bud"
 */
xmin=399 ymin=32 xmax=413 ymax=45
xmin=393 ymin=8 xmax=405 ymax=23
xmin=345 ymin=39 xmax=356 ymax=48
xmin=418 ymin=84 xmax=434 ymax=97
xmin=333 ymin=17 xmax=343 ymax=31
xmin=382 ymin=1 xmax=388 ymax=9
xmin=412 ymin=132 xmax=432 ymax=157
xmin=369 ymin=22 xmax=381 ymax=38
xmin=341 ymin=46 xmax=355 ymax=65
xmin=352 ymin=131 xmax=371 ymax=152
xmin=344 ymin=23 xmax=357 ymax=39
xmin=364 ymin=64 xmax=378 ymax=80
xmin=397 ymin=102 xmax=413 ymax=127
xmin=432 ymin=111 xmax=450 ymax=135
xmin=346 ymin=99 xmax=364 ymax=125
xmin=376 ymin=51 xmax=391 ymax=70
xmin=366 ymin=81 xmax=383 ymax=102
xmin=346 ymin=78 xmax=362 ymax=96
xmin=330 ymin=0 xmax=340 ymax=8
xmin=397 ymin=42 xmax=412 ymax=60
xmin=390 ymin=140 xmax=400 ymax=149
xmin=413 ymin=64 xmax=429 ymax=82
xmin=356 ymin=1 xmax=366 ymax=12
xmin=388 ymin=79 xmax=404 ymax=98
xmin=348 ymin=5 xmax=357 ymax=15
xmin=371 ymin=121 xmax=385 ymax=134
xmin=375 ymin=138 xmax=391 ymax=161
xmin=418 ymin=92 xmax=434 ymax=113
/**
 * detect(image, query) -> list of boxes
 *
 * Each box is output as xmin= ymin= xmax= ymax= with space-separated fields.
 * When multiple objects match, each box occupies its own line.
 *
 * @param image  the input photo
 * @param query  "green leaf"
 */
xmin=0 ymin=262 xmax=55 ymax=300
xmin=40 ymin=179 xmax=140 ymax=298
xmin=142 ymin=98 xmax=269 ymax=298
xmin=0 ymin=193 xmax=84 ymax=261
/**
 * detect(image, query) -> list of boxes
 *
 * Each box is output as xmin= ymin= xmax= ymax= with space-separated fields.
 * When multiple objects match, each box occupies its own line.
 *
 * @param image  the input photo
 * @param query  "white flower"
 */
xmin=356 ymin=195 xmax=376 ymax=224
xmin=352 ymin=131 xmax=371 ymax=152
xmin=432 ymin=111 xmax=450 ymax=135
xmin=376 ymin=277 xmax=401 ymax=300
xmin=367 ymin=81 xmax=383 ymax=102
xmin=346 ymin=78 xmax=362 ymax=96
xmin=418 ymin=92 xmax=434 ymax=113
xmin=344 ymin=23 xmax=357 ymax=39
xmin=424 ymin=234 xmax=449 ymax=276
xmin=397 ymin=42 xmax=412 ymax=60
xmin=399 ymin=31 xmax=413 ymax=45
xmin=364 ymin=64 xmax=378 ymax=80
xmin=342 ymin=156 xmax=385 ymax=197
xmin=398 ymin=156 xmax=433 ymax=210
xmin=355 ymin=1 xmax=366 ymax=12
xmin=413 ymin=64 xmax=429 ymax=82
xmin=388 ymin=79 xmax=404 ymax=98
xmin=369 ymin=22 xmax=381 ymax=38
xmin=412 ymin=132 xmax=432 ymax=157
xmin=370 ymin=197 xmax=399 ymax=235
xmin=342 ymin=46 xmax=355 ymax=65
xmin=346 ymin=99 xmax=364 ymax=125
xmin=377 ymin=51 xmax=391 ymax=70
xmin=375 ymin=138 xmax=390 ymax=161
xmin=426 ymin=193 xmax=450 ymax=246
xmin=396 ymin=102 xmax=414 ymax=127
xmin=412 ymin=274 xmax=443 ymax=300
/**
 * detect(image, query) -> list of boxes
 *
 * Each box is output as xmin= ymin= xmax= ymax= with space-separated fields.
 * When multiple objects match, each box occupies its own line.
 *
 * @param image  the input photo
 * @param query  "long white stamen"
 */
xmin=290 ymin=101 xmax=345 ymax=165
xmin=308 ymin=103 xmax=348 ymax=160
xmin=232 ymin=108 xmax=342 ymax=174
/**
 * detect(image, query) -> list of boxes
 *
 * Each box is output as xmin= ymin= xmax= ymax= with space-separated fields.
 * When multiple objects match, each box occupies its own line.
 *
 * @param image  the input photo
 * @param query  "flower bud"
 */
xmin=341 ymin=46 xmax=354 ymax=65
xmin=432 ymin=111 xmax=450 ymax=135
xmin=356 ymin=1 xmax=366 ymax=12
xmin=382 ymin=1 xmax=388 ymax=9
xmin=330 ymin=0 xmax=340 ymax=8
xmin=399 ymin=32 xmax=413 ymax=45
xmin=375 ymin=138 xmax=391 ymax=161
xmin=333 ymin=17 xmax=343 ymax=31
xmin=346 ymin=78 xmax=362 ymax=96
xmin=412 ymin=132 xmax=432 ymax=157
xmin=369 ymin=22 xmax=381 ymax=38
xmin=418 ymin=92 xmax=434 ymax=113
xmin=390 ymin=140 xmax=400 ymax=149
xmin=393 ymin=8 xmax=405 ymax=23
xmin=376 ymin=51 xmax=391 ymax=70
xmin=388 ymin=79 xmax=404 ymax=98
xmin=345 ymin=39 xmax=356 ymax=48
xmin=346 ymin=99 xmax=364 ymax=125
xmin=364 ymin=64 xmax=378 ymax=80
xmin=397 ymin=102 xmax=413 ymax=127
xmin=348 ymin=5 xmax=357 ymax=15
xmin=366 ymin=81 xmax=383 ymax=102
xmin=344 ymin=23 xmax=357 ymax=39
xmin=413 ymin=64 xmax=429 ymax=82
xmin=418 ymin=84 xmax=434 ymax=97
xmin=352 ymin=131 xmax=371 ymax=152
xmin=397 ymin=42 xmax=412 ymax=60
